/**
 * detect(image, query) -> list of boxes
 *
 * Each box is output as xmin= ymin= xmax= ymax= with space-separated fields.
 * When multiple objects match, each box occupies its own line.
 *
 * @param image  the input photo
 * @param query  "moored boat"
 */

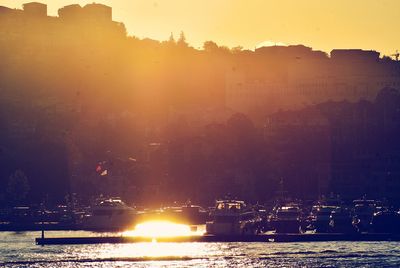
xmin=206 ymin=199 xmax=252 ymax=235
xmin=352 ymin=199 xmax=376 ymax=232
xmin=81 ymin=197 xmax=136 ymax=231
xmin=269 ymin=204 xmax=303 ymax=233
xmin=307 ymin=205 xmax=337 ymax=233
xmin=329 ymin=207 xmax=355 ymax=233
xmin=371 ymin=210 xmax=400 ymax=234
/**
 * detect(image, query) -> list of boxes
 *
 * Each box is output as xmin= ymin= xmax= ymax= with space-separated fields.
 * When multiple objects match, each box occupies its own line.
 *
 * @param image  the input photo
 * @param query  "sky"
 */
xmin=1 ymin=0 xmax=399 ymax=56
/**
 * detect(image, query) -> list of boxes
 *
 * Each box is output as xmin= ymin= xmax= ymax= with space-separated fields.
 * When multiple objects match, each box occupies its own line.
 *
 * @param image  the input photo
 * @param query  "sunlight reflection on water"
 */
xmin=99 ymin=242 xmax=215 ymax=258
xmin=122 ymin=221 xmax=205 ymax=238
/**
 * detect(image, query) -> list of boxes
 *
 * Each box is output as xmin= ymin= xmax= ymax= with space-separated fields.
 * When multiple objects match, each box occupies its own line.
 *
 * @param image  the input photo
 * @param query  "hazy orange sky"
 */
xmin=1 ymin=0 xmax=399 ymax=56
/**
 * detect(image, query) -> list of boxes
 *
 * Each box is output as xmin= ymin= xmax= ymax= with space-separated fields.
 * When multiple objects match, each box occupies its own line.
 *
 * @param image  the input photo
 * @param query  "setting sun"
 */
xmin=124 ymin=221 xmax=203 ymax=238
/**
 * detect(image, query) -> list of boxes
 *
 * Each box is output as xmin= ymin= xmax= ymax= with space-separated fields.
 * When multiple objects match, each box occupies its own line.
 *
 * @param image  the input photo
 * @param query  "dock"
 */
xmin=36 ymin=233 xmax=400 ymax=245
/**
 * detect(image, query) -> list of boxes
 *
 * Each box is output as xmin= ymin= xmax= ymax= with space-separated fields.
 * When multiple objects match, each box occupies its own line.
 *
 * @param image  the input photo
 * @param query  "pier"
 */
xmin=36 ymin=233 xmax=400 ymax=245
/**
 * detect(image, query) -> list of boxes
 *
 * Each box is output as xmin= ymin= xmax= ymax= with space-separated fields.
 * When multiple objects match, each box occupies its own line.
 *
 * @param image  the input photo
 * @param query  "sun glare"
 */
xmin=124 ymin=221 xmax=201 ymax=238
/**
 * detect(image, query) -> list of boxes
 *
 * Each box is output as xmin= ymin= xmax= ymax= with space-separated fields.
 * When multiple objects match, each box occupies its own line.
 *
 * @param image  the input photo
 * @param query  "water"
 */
xmin=1 ymin=231 xmax=400 ymax=267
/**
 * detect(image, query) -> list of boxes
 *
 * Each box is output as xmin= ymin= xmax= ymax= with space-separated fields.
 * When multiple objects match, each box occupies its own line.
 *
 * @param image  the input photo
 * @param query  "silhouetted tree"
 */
xmin=168 ymin=32 xmax=175 ymax=44
xmin=203 ymin=41 xmax=219 ymax=52
xmin=177 ymin=31 xmax=188 ymax=47
xmin=231 ymin=46 xmax=243 ymax=54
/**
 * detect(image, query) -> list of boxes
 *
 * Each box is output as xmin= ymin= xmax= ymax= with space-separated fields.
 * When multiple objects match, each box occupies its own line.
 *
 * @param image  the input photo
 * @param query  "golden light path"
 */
xmin=101 ymin=221 xmax=208 ymax=259
xmin=123 ymin=220 xmax=205 ymax=238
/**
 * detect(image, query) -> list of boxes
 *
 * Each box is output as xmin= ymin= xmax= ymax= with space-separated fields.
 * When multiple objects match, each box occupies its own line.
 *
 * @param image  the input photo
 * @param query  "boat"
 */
xmin=371 ymin=209 xmax=400 ymax=234
xmin=161 ymin=205 xmax=209 ymax=225
xmin=352 ymin=199 xmax=376 ymax=232
xmin=8 ymin=207 xmax=34 ymax=229
xmin=307 ymin=205 xmax=337 ymax=233
xmin=81 ymin=197 xmax=136 ymax=231
xmin=269 ymin=204 xmax=303 ymax=233
xmin=329 ymin=207 xmax=355 ymax=233
xmin=180 ymin=205 xmax=209 ymax=224
xmin=206 ymin=199 xmax=253 ymax=235
xmin=136 ymin=204 xmax=209 ymax=225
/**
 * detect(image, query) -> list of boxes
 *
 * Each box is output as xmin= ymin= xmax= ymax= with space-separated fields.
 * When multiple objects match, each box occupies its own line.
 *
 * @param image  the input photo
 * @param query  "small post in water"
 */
xmin=41 ymin=202 xmax=45 ymax=241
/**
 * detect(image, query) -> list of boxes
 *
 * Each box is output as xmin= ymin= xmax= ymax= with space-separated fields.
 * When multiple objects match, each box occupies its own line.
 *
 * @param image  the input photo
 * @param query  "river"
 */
xmin=1 ymin=231 xmax=400 ymax=267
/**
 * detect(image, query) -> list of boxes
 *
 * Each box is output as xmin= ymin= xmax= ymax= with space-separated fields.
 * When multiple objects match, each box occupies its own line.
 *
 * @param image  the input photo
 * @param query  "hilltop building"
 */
xmin=58 ymin=3 xmax=112 ymax=22
xmin=23 ymin=2 xmax=47 ymax=17
xmin=0 ymin=2 xmax=125 ymax=44
xmin=226 ymin=46 xmax=400 ymax=119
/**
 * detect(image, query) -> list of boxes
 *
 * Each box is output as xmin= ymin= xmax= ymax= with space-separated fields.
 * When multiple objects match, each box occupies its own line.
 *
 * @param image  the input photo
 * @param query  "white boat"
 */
xmin=81 ymin=198 xmax=136 ymax=231
xmin=206 ymin=199 xmax=248 ymax=235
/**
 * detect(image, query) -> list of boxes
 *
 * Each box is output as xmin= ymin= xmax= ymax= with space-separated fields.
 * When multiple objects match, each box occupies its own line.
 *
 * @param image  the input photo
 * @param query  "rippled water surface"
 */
xmin=1 ymin=231 xmax=400 ymax=267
